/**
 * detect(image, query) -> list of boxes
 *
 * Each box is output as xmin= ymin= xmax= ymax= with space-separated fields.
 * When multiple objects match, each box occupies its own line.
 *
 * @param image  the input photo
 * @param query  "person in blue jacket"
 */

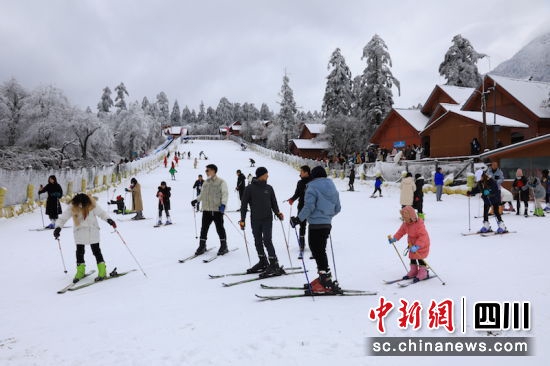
xmin=434 ymin=167 xmax=444 ymax=201
xmin=371 ymin=173 xmax=383 ymax=198
xmin=290 ymin=166 xmax=342 ymax=294
xmin=467 ymin=169 xmax=508 ymax=234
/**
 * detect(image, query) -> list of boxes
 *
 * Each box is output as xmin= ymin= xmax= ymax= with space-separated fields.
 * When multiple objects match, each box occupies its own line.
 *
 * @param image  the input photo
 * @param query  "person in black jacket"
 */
xmin=156 ymin=181 xmax=172 ymax=225
xmin=413 ymin=173 xmax=425 ymax=219
xmin=240 ymin=167 xmax=285 ymax=277
xmin=348 ymin=165 xmax=356 ymax=191
xmin=512 ymin=168 xmax=530 ymax=217
xmin=38 ymin=175 xmax=63 ymax=229
xmin=468 ymin=169 xmax=508 ymax=234
xmin=192 ymin=175 xmax=204 ymax=211
xmin=235 ymin=170 xmax=246 ymax=200
xmin=287 ymin=166 xmax=311 ymax=258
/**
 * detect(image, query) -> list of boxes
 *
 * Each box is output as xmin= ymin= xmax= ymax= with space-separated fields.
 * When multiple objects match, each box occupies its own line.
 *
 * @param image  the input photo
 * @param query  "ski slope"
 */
xmin=0 ymin=139 xmax=547 ymax=365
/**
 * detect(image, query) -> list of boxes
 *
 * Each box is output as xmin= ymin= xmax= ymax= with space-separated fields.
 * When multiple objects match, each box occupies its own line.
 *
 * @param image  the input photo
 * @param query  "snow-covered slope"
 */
xmin=492 ymin=32 xmax=550 ymax=82
xmin=0 ymin=140 xmax=547 ymax=365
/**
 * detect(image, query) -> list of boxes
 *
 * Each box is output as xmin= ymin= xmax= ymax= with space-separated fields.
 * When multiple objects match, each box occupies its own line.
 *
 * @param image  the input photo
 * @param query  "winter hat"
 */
xmin=516 ymin=168 xmax=523 ymax=177
xmin=474 ymin=169 xmax=484 ymax=182
xmin=255 ymin=167 xmax=268 ymax=178
xmin=311 ymin=166 xmax=327 ymax=179
xmin=401 ymin=171 xmax=408 ymax=177
xmin=400 ymin=206 xmax=418 ymax=223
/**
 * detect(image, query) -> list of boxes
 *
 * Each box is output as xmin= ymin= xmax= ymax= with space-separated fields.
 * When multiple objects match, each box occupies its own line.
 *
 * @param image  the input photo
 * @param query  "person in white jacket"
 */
xmin=54 ymin=193 xmax=117 ymax=283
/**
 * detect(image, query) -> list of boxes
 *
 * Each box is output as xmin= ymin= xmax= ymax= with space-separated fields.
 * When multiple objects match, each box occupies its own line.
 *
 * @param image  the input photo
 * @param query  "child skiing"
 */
xmin=163 ymin=156 xmax=168 ymax=168
xmin=467 ymin=169 xmax=508 ymax=233
xmin=371 ymin=173 xmax=383 ymax=198
xmin=38 ymin=175 xmax=63 ymax=229
xmin=169 ymin=162 xmax=177 ymax=180
xmin=388 ymin=206 xmax=431 ymax=282
xmin=513 ymin=169 xmax=529 ymax=216
xmin=108 ymin=195 xmax=126 ymax=214
xmin=53 ymin=193 xmax=117 ymax=283
xmin=156 ymin=181 xmax=172 ymax=225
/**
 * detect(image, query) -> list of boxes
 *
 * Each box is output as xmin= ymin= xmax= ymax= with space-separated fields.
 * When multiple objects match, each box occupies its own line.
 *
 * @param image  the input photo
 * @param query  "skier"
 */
xmin=174 ymin=155 xmax=179 ymax=167
xmin=107 ymin=195 xmax=126 ymax=214
xmin=434 ymin=167 xmax=444 ymax=201
xmin=512 ymin=169 xmax=529 ymax=216
xmin=388 ymin=206 xmax=431 ymax=282
xmin=249 ymin=158 xmax=255 ymax=167
xmin=163 ymin=156 xmax=168 ymax=168
xmin=169 ymin=162 xmax=177 ymax=180
xmin=287 ymin=165 xmax=312 ymax=258
xmin=528 ymin=177 xmax=546 ymax=217
xmin=236 ymin=169 xmax=246 ymax=200
xmin=38 ymin=175 xmax=63 ymax=229
xmin=192 ymin=174 xmax=204 ymax=212
xmin=290 ymin=166 xmax=342 ymax=294
xmin=199 ymin=151 xmax=205 ymax=159
xmin=247 ymin=173 xmax=253 ymax=185
xmin=157 ymin=181 xmax=172 ymax=225
xmin=400 ymin=172 xmax=415 ymax=208
xmin=371 ymin=173 xmax=383 ymax=198
xmin=542 ymin=169 xmax=550 ymax=212
xmin=125 ymin=178 xmax=144 ymax=220
xmin=239 ymin=167 xmax=285 ymax=277
xmin=187 ymin=151 xmax=191 ymax=159
xmin=467 ymin=169 xmax=508 ymax=233
xmin=191 ymin=164 xmax=229 ymax=256
xmin=348 ymin=165 xmax=356 ymax=191
xmin=413 ymin=173 xmax=425 ymax=219
xmin=53 ymin=193 xmax=117 ymax=282
xmin=193 ymin=157 xmax=198 ymax=169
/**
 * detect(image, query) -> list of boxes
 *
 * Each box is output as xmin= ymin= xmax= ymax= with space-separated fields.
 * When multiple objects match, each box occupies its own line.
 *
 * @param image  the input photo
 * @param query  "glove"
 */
xmin=238 ymin=220 xmax=245 ymax=230
xmin=218 ymin=204 xmax=225 ymax=213
xmin=53 ymin=227 xmax=61 ymax=239
xmin=125 ymin=188 xmax=130 ymax=192
xmin=483 ymin=189 xmax=490 ymax=196
xmin=276 ymin=212 xmax=284 ymax=220
xmin=191 ymin=199 xmax=198 ymax=207
xmin=288 ymin=199 xmax=294 ymax=205
xmin=410 ymin=244 xmax=420 ymax=253
xmin=290 ymin=216 xmax=301 ymax=228
xmin=388 ymin=237 xmax=397 ymax=244
xmin=107 ymin=219 xmax=117 ymax=229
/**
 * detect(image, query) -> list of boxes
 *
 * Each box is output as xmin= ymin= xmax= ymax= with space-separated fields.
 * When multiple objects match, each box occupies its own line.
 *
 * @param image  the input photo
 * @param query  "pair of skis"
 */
xmin=383 ymin=275 xmax=438 ymax=287
xmin=461 ymin=230 xmax=516 ymax=237
xmin=57 ymin=268 xmax=135 ymax=293
xmin=255 ymin=284 xmax=377 ymax=301
xmin=177 ymin=247 xmax=239 ymax=264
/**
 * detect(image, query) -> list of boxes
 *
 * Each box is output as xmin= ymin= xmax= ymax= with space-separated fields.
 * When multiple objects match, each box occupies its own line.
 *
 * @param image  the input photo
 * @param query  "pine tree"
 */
xmin=181 ymin=106 xmax=192 ymax=124
xmin=156 ymin=92 xmax=170 ymax=126
xmin=260 ymin=103 xmax=273 ymax=120
xmin=190 ymin=109 xmax=197 ymax=124
xmin=359 ymin=34 xmax=400 ymax=140
xmin=216 ymin=97 xmax=233 ymax=125
xmin=141 ymin=96 xmax=150 ymax=111
xmin=0 ymin=78 xmax=28 ymax=146
xmin=439 ymin=34 xmax=486 ymax=87
xmin=171 ymin=100 xmax=181 ymax=125
xmin=97 ymin=86 xmax=114 ymax=113
xmin=197 ymin=101 xmax=206 ymax=123
xmin=322 ymin=48 xmax=353 ymax=118
xmin=277 ymin=72 xmax=298 ymax=152
xmin=114 ymin=82 xmax=129 ymax=112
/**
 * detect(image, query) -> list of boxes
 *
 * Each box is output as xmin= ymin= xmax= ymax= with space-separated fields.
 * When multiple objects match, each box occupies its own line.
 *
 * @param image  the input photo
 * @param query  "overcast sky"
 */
xmin=1 ymin=0 xmax=549 ymax=114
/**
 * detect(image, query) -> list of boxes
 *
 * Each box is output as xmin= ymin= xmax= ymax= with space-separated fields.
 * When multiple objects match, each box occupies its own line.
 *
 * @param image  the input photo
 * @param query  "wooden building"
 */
xmin=299 ymin=123 xmax=326 ymax=139
xmin=289 ymin=139 xmax=330 ymax=160
xmin=228 ymin=121 xmax=242 ymax=136
xmin=370 ymin=109 xmax=429 ymax=150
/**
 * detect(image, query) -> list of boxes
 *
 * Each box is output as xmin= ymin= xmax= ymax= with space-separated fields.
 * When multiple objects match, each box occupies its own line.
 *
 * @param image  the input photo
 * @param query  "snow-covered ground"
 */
xmin=0 ymin=140 xmax=547 ymax=365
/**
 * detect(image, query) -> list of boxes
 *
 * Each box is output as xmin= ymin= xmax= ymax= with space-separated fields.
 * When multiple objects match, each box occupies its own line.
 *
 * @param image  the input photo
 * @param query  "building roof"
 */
xmin=438 ymin=85 xmax=476 ymax=105
xmin=229 ymin=125 xmax=242 ymax=131
xmin=166 ymin=126 xmax=185 ymax=135
xmin=393 ymin=109 xmax=430 ymax=132
xmin=488 ymin=75 xmax=550 ymax=119
xmin=479 ymin=133 xmax=550 ymax=159
xmin=290 ymin=139 xmax=330 ymax=150
xmin=304 ymin=123 xmax=326 ymax=135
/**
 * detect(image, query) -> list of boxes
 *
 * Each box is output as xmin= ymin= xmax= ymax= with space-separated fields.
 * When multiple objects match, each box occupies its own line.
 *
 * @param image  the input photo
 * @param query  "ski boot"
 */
xmin=402 ymin=264 xmax=418 ymax=280
xmin=534 ymin=208 xmax=545 ymax=217
xmin=413 ymin=266 xmax=429 ymax=283
xmin=165 ymin=217 xmax=172 ymax=225
xmin=156 ymin=219 xmax=163 ymax=226
xmin=478 ymin=221 xmax=492 ymax=233
xmin=524 ymin=208 xmax=528 ymax=217
xmin=418 ymin=212 xmax=425 ymax=220
xmin=195 ymin=240 xmax=207 ymax=256
xmin=95 ymin=262 xmax=107 ymax=282
xmin=73 ymin=263 xmax=86 ymax=283
xmin=496 ymin=221 xmax=508 ymax=234
xmin=307 ymin=271 xmax=342 ymax=294
xmin=46 ymin=220 xmax=56 ymax=229
xmin=259 ymin=258 xmax=286 ymax=278
xmin=246 ymin=255 xmax=269 ymax=274
xmin=217 ymin=239 xmax=228 ymax=255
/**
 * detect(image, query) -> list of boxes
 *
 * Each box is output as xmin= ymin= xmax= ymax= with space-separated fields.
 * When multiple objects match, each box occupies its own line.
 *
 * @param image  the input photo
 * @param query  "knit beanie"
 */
xmin=311 ymin=166 xmax=327 ymax=179
xmin=255 ymin=167 xmax=268 ymax=178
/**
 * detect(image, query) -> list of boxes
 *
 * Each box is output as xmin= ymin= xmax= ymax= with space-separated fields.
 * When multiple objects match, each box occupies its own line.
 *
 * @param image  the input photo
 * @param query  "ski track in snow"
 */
xmin=0 ymin=140 xmax=547 ymax=365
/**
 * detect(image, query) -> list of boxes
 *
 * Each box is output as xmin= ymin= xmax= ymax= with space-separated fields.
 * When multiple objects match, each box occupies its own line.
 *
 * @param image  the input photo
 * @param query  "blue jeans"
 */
xmin=436 ymin=185 xmax=443 ymax=201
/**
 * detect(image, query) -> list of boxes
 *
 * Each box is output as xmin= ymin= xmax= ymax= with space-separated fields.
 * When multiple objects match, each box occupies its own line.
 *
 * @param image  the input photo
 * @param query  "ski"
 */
xmin=178 ymin=248 xmax=213 ymax=263
xmin=259 ymin=284 xmax=372 ymax=294
xmin=153 ymin=222 xmax=174 ymax=228
xmin=397 ymin=275 xmax=438 ymax=288
xmin=68 ymin=269 xmax=137 ymax=291
xmin=29 ymin=226 xmax=71 ymax=232
xmin=255 ymin=291 xmax=377 ymax=301
xmin=222 ymin=270 xmax=306 ymax=287
xmin=116 ymin=217 xmax=152 ymax=222
xmin=209 ymin=266 xmax=302 ymax=279
xmin=57 ymin=270 xmax=96 ymax=294
xmin=383 ymin=278 xmax=408 ymax=285
xmin=480 ymin=230 xmax=517 ymax=237
xmin=203 ymin=248 xmax=239 ymax=263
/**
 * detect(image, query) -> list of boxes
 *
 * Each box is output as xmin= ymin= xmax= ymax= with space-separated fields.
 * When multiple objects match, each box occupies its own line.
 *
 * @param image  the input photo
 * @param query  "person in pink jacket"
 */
xmin=388 ymin=206 xmax=431 ymax=282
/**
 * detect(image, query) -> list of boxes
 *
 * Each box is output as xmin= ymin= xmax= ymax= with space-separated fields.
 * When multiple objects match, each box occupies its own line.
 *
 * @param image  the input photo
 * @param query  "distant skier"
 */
xmin=467 ymin=169 xmax=508 ymax=233
xmin=371 ymin=173 xmax=383 ymax=198
xmin=174 ymin=155 xmax=179 ymax=166
xmin=247 ymin=173 xmax=253 ymax=185
xmin=413 ymin=173 xmax=425 ymax=219
xmin=348 ymin=165 xmax=356 ymax=191
xmin=192 ymin=174 xmax=204 ymax=211
xmin=434 ymin=167 xmax=444 ymax=201
xmin=193 ymin=157 xmax=198 ymax=169
xmin=528 ymin=177 xmax=546 ymax=217
xmin=249 ymin=158 xmax=255 ymax=167
xmin=169 ymin=162 xmax=177 ymax=180
xmin=400 ymin=172 xmax=415 ymax=208
xmin=108 ymin=195 xmax=126 ymax=214
xmin=163 ymin=156 xmax=168 ymax=168
xmin=156 ymin=181 xmax=172 ymax=225
xmin=388 ymin=206 xmax=431 ymax=282
xmin=125 ymin=178 xmax=144 ymax=220
xmin=199 ymin=151 xmax=205 ymax=159
xmin=187 ymin=151 xmax=191 ymax=159
xmin=236 ymin=169 xmax=246 ymax=200
xmin=38 ymin=175 xmax=63 ymax=229
xmin=287 ymin=166 xmax=312 ymax=259
xmin=54 ymin=193 xmax=117 ymax=283
xmin=512 ymin=169 xmax=529 ymax=217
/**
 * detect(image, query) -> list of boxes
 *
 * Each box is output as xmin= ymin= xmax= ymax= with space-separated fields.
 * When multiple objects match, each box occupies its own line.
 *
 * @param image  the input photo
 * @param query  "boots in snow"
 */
xmin=195 ymin=240 xmax=207 ymax=256
xmin=534 ymin=208 xmax=545 ymax=217
xmin=217 ymin=239 xmax=228 ymax=255
xmin=259 ymin=257 xmax=286 ymax=278
xmin=479 ymin=221 xmax=492 ymax=233
xmin=524 ymin=208 xmax=528 ymax=217
xmin=73 ymin=263 xmax=86 ymax=283
xmin=413 ymin=265 xmax=429 ymax=283
xmin=496 ymin=221 xmax=508 ymax=234
xmin=418 ymin=213 xmax=425 ymax=220
xmin=403 ymin=264 xmax=418 ymax=280
xmin=308 ymin=270 xmax=343 ymax=294
xmin=157 ymin=219 xmax=163 ymax=226
xmin=165 ymin=217 xmax=172 ymax=225
xmin=246 ymin=255 xmax=269 ymax=274
xmin=95 ymin=262 xmax=107 ymax=282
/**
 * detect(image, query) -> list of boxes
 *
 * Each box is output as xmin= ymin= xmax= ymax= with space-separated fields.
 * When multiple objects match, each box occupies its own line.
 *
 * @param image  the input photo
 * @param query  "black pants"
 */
xmin=238 ymin=189 xmax=244 ymax=200
xmin=200 ymin=211 xmax=226 ymax=242
xmin=516 ymin=198 xmax=529 ymax=213
xmin=414 ymin=197 xmax=423 ymax=213
xmin=251 ymin=219 xmax=276 ymax=258
xmin=372 ymin=187 xmax=382 ymax=196
xmin=410 ymin=259 xmax=426 ymax=266
xmin=349 ymin=180 xmax=354 ymax=191
xmin=158 ymin=207 xmax=170 ymax=218
xmin=308 ymin=225 xmax=331 ymax=272
xmin=76 ymin=243 xmax=104 ymax=264
xmin=483 ymin=203 xmax=502 ymax=222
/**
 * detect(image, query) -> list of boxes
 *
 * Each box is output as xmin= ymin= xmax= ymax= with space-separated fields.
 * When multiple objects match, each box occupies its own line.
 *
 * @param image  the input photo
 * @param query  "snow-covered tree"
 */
xmin=232 ymin=102 xmax=243 ymax=122
xmin=97 ymin=86 xmax=114 ymax=113
xmin=266 ymin=123 xmax=286 ymax=151
xmin=114 ymin=82 xmax=129 ymax=112
xmin=242 ymin=102 xmax=260 ymax=121
xmin=181 ymin=106 xmax=192 ymax=124
xmin=170 ymin=100 xmax=181 ymax=125
xmin=439 ymin=34 xmax=486 ymax=87
xmin=324 ymin=115 xmax=363 ymax=155
xmin=260 ymin=103 xmax=273 ymax=120
xmin=190 ymin=109 xmax=197 ymax=124
xmin=70 ymin=108 xmax=103 ymax=159
xmin=322 ymin=48 xmax=353 ymax=118
xmin=156 ymin=92 xmax=170 ymax=126
xmin=141 ymin=96 xmax=150 ymax=111
xmin=114 ymin=102 xmax=150 ymax=159
xmin=277 ymin=72 xmax=298 ymax=152
xmin=197 ymin=101 xmax=206 ymax=123
xmin=216 ymin=97 xmax=233 ymax=125
xmin=359 ymin=34 xmax=401 ymax=139
xmin=0 ymin=78 xmax=28 ymax=146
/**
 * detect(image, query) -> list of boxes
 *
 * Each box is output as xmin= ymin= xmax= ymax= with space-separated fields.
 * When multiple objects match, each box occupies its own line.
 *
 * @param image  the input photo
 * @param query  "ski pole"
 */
xmin=423 ymin=259 xmax=446 ymax=285
xmin=38 ymin=192 xmax=45 ymax=228
xmin=293 ymin=225 xmax=314 ymax=301
xmin=113 ymin=229 xmax=147 ymax=277
xmin=56 ymin=238 xmax=68 ymax=273
xmin=387 ymin=235 xmax=408 ymax=273
xmin=224 ymin=213 xmax=251 ymax=266
xmin=279 ymin=219 xmax=293 ymax=268
xmin=328 ymin=234 xmax=338 ymax=283
xmin=287 ymin=204 xmax=292 ymax=250
xmin=192 ymin=207 xmax=198 ymax=239
xmin=468 ymin=195 xmax=471 ymax=232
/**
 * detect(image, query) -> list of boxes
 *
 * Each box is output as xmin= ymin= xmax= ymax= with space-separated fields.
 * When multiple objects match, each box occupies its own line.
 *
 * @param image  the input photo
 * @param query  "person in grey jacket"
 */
xmin=240 ymin=167 xmax=285 ymax=277
xmin=486 ymin=161 xmax=504 ymax=190
xmin=191 ymin=164 xmax=229 ymax=256
xmin=290 ymin=166 xmax=342 ymax=294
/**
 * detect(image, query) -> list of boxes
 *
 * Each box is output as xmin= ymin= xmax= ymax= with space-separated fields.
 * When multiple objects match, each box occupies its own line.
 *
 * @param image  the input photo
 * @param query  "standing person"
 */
xmin=191 ymin=164 xmax=228 ymax=256
xmin=413 ymin=173 xmax=425 ymax=219
xmin=529 ymin=177 xmax=546 ymax=217
xmin=239 ymin=167 xmax=285 ymax=277
xmin=163 ymin=156 xmax=168 ymax=168
xmin=542 ymin=169 xmax=550 ymax=212
xmin=512 ymin=169 xmax=529 ymax=217
xmin=236 ymin=170 xmax=246 ymax=200
xmin=290 ymin=166 xmax=341 ymax=294
xmin=187 ymin=151 xmax=191 ymax=159
xmin=53 ymin=193 xmax=117 ymax=282
xmin=468 ymin=169 xmax=508 ymax=233
xmin=174 ymin=155 xmax=179 ymax=167
xmin=486 ymin=161 xmax=504 ymax=215
xmin=388 ymin=206 xmax=431 ymax=282
xmin=371 ymin=173 xmax=383 ymax=198
xmin=38 ymin=175 xmax=63 ymax=229
xmin=434 ymin=167 xmax=444 ymax=201
xmin=249 ymin=158 xmax=255 ymax=167
xmin=125 ymin=178 xmax=144 ymax=220
xmin=247 ymin=173 xmax=253 ymax=185
xmin=192 ymin=175 xmax=204 ymax=212
xmin=287 ymin=166 xmax=312 ymax=258
xmin=400 ymin=172 xmax=415 ymax=207
xmin=470 ymin=138 xmax=481 ymax=155
xmin=193 ymin=157 xmax=198 ymax=169
xmin=156 ymin=181 xmax=172 ymax=225
xmin=348 ymin=165 xmax=356 ymax=191
xmin=169 ymin=162 xmax=177 ymax=180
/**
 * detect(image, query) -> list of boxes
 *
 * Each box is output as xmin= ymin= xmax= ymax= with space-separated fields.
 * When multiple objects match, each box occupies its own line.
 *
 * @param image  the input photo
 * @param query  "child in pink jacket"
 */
xmin=389 ymin=206 xmax=431 ymax=282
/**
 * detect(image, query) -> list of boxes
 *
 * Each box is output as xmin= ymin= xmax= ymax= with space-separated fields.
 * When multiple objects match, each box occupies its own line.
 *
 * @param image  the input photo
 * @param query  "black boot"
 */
xmin=246 ymin=255 xmax=268 ymax=274
xmin=217 ymin=239 xmax=228 ymax=255
xmin=195 ymin=240 xmax=207 ymax=255
xmin=318 ymin=270 xmax=343 ymax=294
xmin=259 ymin=257 xmax=286 ymax=278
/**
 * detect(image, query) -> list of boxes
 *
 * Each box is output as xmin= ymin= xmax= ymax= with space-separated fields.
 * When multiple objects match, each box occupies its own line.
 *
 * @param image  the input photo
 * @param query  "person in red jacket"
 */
xmin=388 ymin=206 xmax=431 ymax=282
